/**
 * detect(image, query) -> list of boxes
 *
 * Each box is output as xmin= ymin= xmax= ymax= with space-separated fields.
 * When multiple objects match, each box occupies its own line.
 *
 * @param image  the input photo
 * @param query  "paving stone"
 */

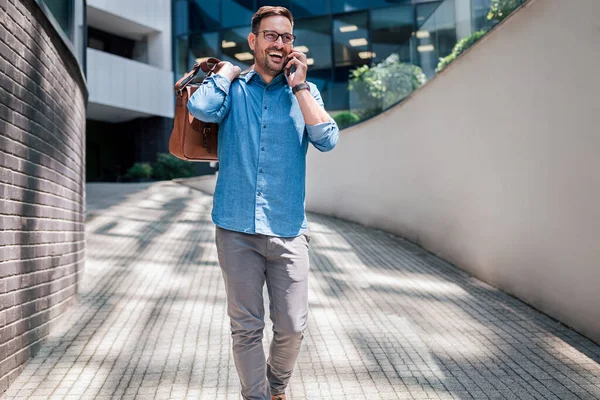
xmin=3 ymin=181 xmax=600 ymax=399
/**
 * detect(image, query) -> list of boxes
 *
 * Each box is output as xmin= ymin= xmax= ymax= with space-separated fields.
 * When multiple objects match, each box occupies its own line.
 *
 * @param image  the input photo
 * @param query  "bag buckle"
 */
xmin=202 ymin=127 xmax=211 ymax=151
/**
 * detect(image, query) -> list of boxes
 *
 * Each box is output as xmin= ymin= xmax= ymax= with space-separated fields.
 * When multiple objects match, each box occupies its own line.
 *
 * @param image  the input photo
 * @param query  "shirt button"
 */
xmin=264 ymin=106 xmax=267 ymax=110
xmin=257 ymin=192 xmax=262 ymax=196
xmin=261 ymin=147 xmax=265 ymax=151
xmin=259 ymin=169 xmax=264 ymax=173
xmin=263 ymin=124 xmax=266 ymax=129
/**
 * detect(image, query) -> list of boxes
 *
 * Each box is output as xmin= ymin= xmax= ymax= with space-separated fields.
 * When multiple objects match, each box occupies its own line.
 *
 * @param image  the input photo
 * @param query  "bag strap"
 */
xmin=174 ymin=57 xmax=221 ymax=94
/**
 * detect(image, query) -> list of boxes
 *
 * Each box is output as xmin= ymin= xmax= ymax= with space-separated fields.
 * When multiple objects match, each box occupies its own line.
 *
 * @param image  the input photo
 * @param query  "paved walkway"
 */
xmin=3 ymin=181 xmax=600 ymax=400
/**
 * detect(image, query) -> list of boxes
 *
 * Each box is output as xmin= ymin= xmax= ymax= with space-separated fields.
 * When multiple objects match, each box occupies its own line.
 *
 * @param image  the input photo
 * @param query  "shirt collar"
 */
xmin=243 ymin=67 xmax=288 ymax=88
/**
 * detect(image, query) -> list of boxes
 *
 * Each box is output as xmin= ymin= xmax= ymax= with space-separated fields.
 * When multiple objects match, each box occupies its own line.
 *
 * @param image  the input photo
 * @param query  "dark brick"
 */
xmin=0 ymin=0 xmax=86 ymax=394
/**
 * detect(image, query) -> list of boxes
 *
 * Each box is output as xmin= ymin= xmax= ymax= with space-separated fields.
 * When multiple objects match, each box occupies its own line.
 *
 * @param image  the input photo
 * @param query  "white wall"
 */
xmin=87 ymin=0 xmax=170 ymax=31
xmin=87 ymin=48 xmax=174 ymax=120
xmin=87 ymin=0 xmax=172 ymax=70
xmin=306 ymin=0 xmax=600 ymax=343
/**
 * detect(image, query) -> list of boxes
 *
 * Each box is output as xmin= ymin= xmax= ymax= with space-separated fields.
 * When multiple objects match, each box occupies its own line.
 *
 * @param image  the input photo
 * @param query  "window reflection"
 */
xmin=330 ymin=66 xmax=352 ymax=112
xmin=370 ymin=5 xmax=413 ymax=64
xmin=471 ymin=0 xmax=494 ymax=31
xmin=331 ymin=0 xmax=409 ymax=14
xmin=333 ymin=12 xmax=369 ymax=67
xmin=173 ymin=0 xmax=189 ymax=36
xmin=190 ymin=0 xmax=221 ymax=31
xmin=42 ymin=0 xmax=73 ymax=38
xmin=175 ymin=36 xmax=190 ymax=77
xmin=221 ymin=27 xmax=254 ymax=69
xmin=221 ymin=0 xmax=255 ymax=28
xmin=190 ymin=32 xmax=220 ymax=70
xmin=290 ymin=0 xmax=330 ymax=18
xmin=257 ymin=0 xmax=290 ymax=9
xmin=294 ymin=17 xmax=331 ymax=70
xmin=416 ymin=0 xmax=456 ymax=78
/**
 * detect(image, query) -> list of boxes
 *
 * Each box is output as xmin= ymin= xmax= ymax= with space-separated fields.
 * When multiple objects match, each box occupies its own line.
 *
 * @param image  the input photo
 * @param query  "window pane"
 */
xmin=175 ymin=35 xmax=190 ymax=78
xmin=290 ymin=0 xmax=330 ymax=19
xmin=416 ymin=0 xmax=456 ymax=78
xmin=370 ymin=5 xmax=414 ymax=64
xmin=190 ymin=32 xmax=220 ymax=67
xmin=333 ymin=12 xmax=368 ymax=67
xmin=42 ymin=0 xmax=72 ymax=37
xmin=222 ymin=0 xmax=255 ymax=28
xmin=331 ymin=0 xmax=410 ymax=14
xmin=190 ymin=0 xmax=221 ymax=31
xmin=173 ymin=0 xmax=190 ymax=36
xmin=294 ymin=17 xmax=331 ymax=70
xmin=416 ymin=2 xmax=440 ymax=29
xmin=257 ymin=0 xmax=289 ymax=8
xmin=331 ymin=66 xmax=351 ymax=112
xmin=471 ymin=0 xmax=493 ymax=31
xmin=307 ymin=69 xmax=331 ymax=96
xmin=221 ymin=27 xmax=254 ymax=69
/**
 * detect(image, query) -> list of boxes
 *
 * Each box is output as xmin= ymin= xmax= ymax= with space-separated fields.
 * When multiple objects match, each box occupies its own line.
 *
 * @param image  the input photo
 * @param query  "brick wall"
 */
xmin=0 ymin=0 xmax=87 ymax=393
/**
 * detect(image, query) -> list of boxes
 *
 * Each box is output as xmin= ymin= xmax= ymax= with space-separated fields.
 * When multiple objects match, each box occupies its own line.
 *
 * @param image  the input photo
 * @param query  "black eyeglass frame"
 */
xmin=253 ymin=30 xmax=296 ymax=44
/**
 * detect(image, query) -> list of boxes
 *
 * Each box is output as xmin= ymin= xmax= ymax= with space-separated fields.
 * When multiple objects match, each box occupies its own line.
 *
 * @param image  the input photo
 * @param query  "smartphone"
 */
xmin=287 ymin=64 xmax=296 ymax=76
xmin=285 ymin=55 xmax=296 ymax=77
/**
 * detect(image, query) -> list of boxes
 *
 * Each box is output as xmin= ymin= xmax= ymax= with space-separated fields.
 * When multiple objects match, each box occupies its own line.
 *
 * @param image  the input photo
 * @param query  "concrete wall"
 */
xmin=87 ymin=0 xmax=171 ymax=33
xmin=87 ymin=0 xmax=172 ymax=70
xmin=0 ymin=0 xmax=87 ymax=392
xmin=306 ymin=0 xmax=600 ymax=343
xmin=87 ymin=48 xmax=174 ymax=120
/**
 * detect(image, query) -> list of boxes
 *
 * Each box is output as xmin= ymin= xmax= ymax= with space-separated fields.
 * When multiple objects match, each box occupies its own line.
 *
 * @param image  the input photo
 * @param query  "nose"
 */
xmin=273 ymin=38 xmax=284 ymax=48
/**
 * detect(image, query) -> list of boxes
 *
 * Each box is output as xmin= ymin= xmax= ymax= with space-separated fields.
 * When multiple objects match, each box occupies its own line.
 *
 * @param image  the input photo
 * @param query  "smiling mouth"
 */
xmin=268 ymin=52 xmax=285 ymax=63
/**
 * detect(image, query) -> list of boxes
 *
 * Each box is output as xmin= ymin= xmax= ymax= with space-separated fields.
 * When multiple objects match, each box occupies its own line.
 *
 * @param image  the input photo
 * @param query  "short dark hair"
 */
xmin=251 ymin=6 xmax=294 ymax=34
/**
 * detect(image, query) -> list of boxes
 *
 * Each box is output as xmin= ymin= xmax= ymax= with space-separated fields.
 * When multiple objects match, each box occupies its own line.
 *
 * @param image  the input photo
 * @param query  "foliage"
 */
xmin=152 ymin=153 xmax=197 ymax=181
xmin=349 ymin=54 xmax=427 ymax=118
xmin=436 ymin=30 xmax=488 ymax=73
xmin=126 ymin=163 xmax=153 ymax=181
xmin=487 ymin=0 xmax=522 ymax=23
xmin=333 ymin=111 xmax=361 ymax=129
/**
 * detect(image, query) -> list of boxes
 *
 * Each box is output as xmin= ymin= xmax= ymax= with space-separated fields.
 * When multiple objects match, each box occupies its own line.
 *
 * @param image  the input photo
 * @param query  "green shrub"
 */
xmin=349 ymin=53 xmax=427 ymax=118
xmin=487 ymin=0 xmax=522 ymax=23
xmin=436 ymin=30 xmax=488 ymax=73
xmin=152 ymin=153 xmax=197 ymax=180
xmin=126 ymin=163 xmax=153 ymax=181
xmin=333 ymin=112 xmax=360 ymax=129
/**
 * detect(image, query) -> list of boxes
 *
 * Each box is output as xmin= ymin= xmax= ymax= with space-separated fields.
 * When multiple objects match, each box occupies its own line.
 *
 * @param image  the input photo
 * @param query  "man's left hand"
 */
xmin=285 ymin=50 xmax=308 ymax=88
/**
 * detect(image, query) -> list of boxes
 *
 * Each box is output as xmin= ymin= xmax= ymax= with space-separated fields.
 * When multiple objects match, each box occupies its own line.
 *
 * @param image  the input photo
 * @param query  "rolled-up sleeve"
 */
xmin=187 ymin=74 xmax=232 ymax=124
xmin=307 ymin=120 xmax=339 ymax=152
xmin=306 ymin=84 xmax=339 ymax=152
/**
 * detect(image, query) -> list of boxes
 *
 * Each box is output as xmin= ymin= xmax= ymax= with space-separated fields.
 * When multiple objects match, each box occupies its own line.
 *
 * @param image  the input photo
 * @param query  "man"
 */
xmin=187 ymin=6 xmax=339 ymax=400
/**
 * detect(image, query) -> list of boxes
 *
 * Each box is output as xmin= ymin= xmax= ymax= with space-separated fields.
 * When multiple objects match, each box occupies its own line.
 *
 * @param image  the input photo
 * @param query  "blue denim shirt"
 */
xmin=188 ymin=69 xmax=339 ymax=237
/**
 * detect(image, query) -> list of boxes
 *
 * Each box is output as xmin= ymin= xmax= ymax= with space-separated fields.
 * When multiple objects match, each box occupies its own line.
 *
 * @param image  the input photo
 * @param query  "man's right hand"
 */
xmin=216 ymin=61 xmax=242 ymax=82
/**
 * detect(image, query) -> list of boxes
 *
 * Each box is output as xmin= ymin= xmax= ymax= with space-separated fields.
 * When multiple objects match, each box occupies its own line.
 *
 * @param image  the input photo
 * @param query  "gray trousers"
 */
xmin=215 ymin=227 xmax=311 ymax=400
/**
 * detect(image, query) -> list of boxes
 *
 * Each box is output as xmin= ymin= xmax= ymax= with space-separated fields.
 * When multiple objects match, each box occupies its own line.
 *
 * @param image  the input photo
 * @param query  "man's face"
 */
xmin=249 ymin=15 xmax=293 ymax=77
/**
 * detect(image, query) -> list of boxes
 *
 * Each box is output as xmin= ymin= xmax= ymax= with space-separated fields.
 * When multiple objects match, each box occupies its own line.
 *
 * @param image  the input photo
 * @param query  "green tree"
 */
xmin=349 ymin=54 xmax=427 ymax=118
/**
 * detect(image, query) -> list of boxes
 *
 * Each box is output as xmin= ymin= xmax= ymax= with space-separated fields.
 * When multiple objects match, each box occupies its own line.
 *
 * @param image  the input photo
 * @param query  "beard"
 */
xmin=256 ymin=47 xmax=289 ymax=76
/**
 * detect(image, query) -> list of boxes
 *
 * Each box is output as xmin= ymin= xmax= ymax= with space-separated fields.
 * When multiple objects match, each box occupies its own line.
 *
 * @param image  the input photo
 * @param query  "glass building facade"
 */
xmin=173 ymin=0 xmax=521 ymax=124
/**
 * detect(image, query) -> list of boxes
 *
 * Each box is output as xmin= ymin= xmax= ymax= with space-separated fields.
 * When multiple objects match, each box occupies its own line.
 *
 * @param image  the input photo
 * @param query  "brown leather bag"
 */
xmin=169 ymin=58 xmax=221 ymax=162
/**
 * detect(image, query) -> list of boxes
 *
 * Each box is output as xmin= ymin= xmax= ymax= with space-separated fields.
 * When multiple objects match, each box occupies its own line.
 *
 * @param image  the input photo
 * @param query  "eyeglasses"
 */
xmin=254 ymin=30 xmax=296 ymax=45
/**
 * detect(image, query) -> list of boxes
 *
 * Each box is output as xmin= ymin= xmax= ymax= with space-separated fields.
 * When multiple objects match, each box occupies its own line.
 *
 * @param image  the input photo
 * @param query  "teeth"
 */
xmin=269 ymin=52 xmax=283 ymax=57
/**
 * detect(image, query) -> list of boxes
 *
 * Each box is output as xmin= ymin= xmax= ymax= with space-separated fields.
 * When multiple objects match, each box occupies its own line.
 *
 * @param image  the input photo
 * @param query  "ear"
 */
xmin=248 ymin=32 xmax=256 ymax=51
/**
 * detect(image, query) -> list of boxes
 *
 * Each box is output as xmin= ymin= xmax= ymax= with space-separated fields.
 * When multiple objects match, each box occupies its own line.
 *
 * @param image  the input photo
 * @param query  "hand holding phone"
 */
xmin=284 ymin=50 xmax=307 ymax=87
